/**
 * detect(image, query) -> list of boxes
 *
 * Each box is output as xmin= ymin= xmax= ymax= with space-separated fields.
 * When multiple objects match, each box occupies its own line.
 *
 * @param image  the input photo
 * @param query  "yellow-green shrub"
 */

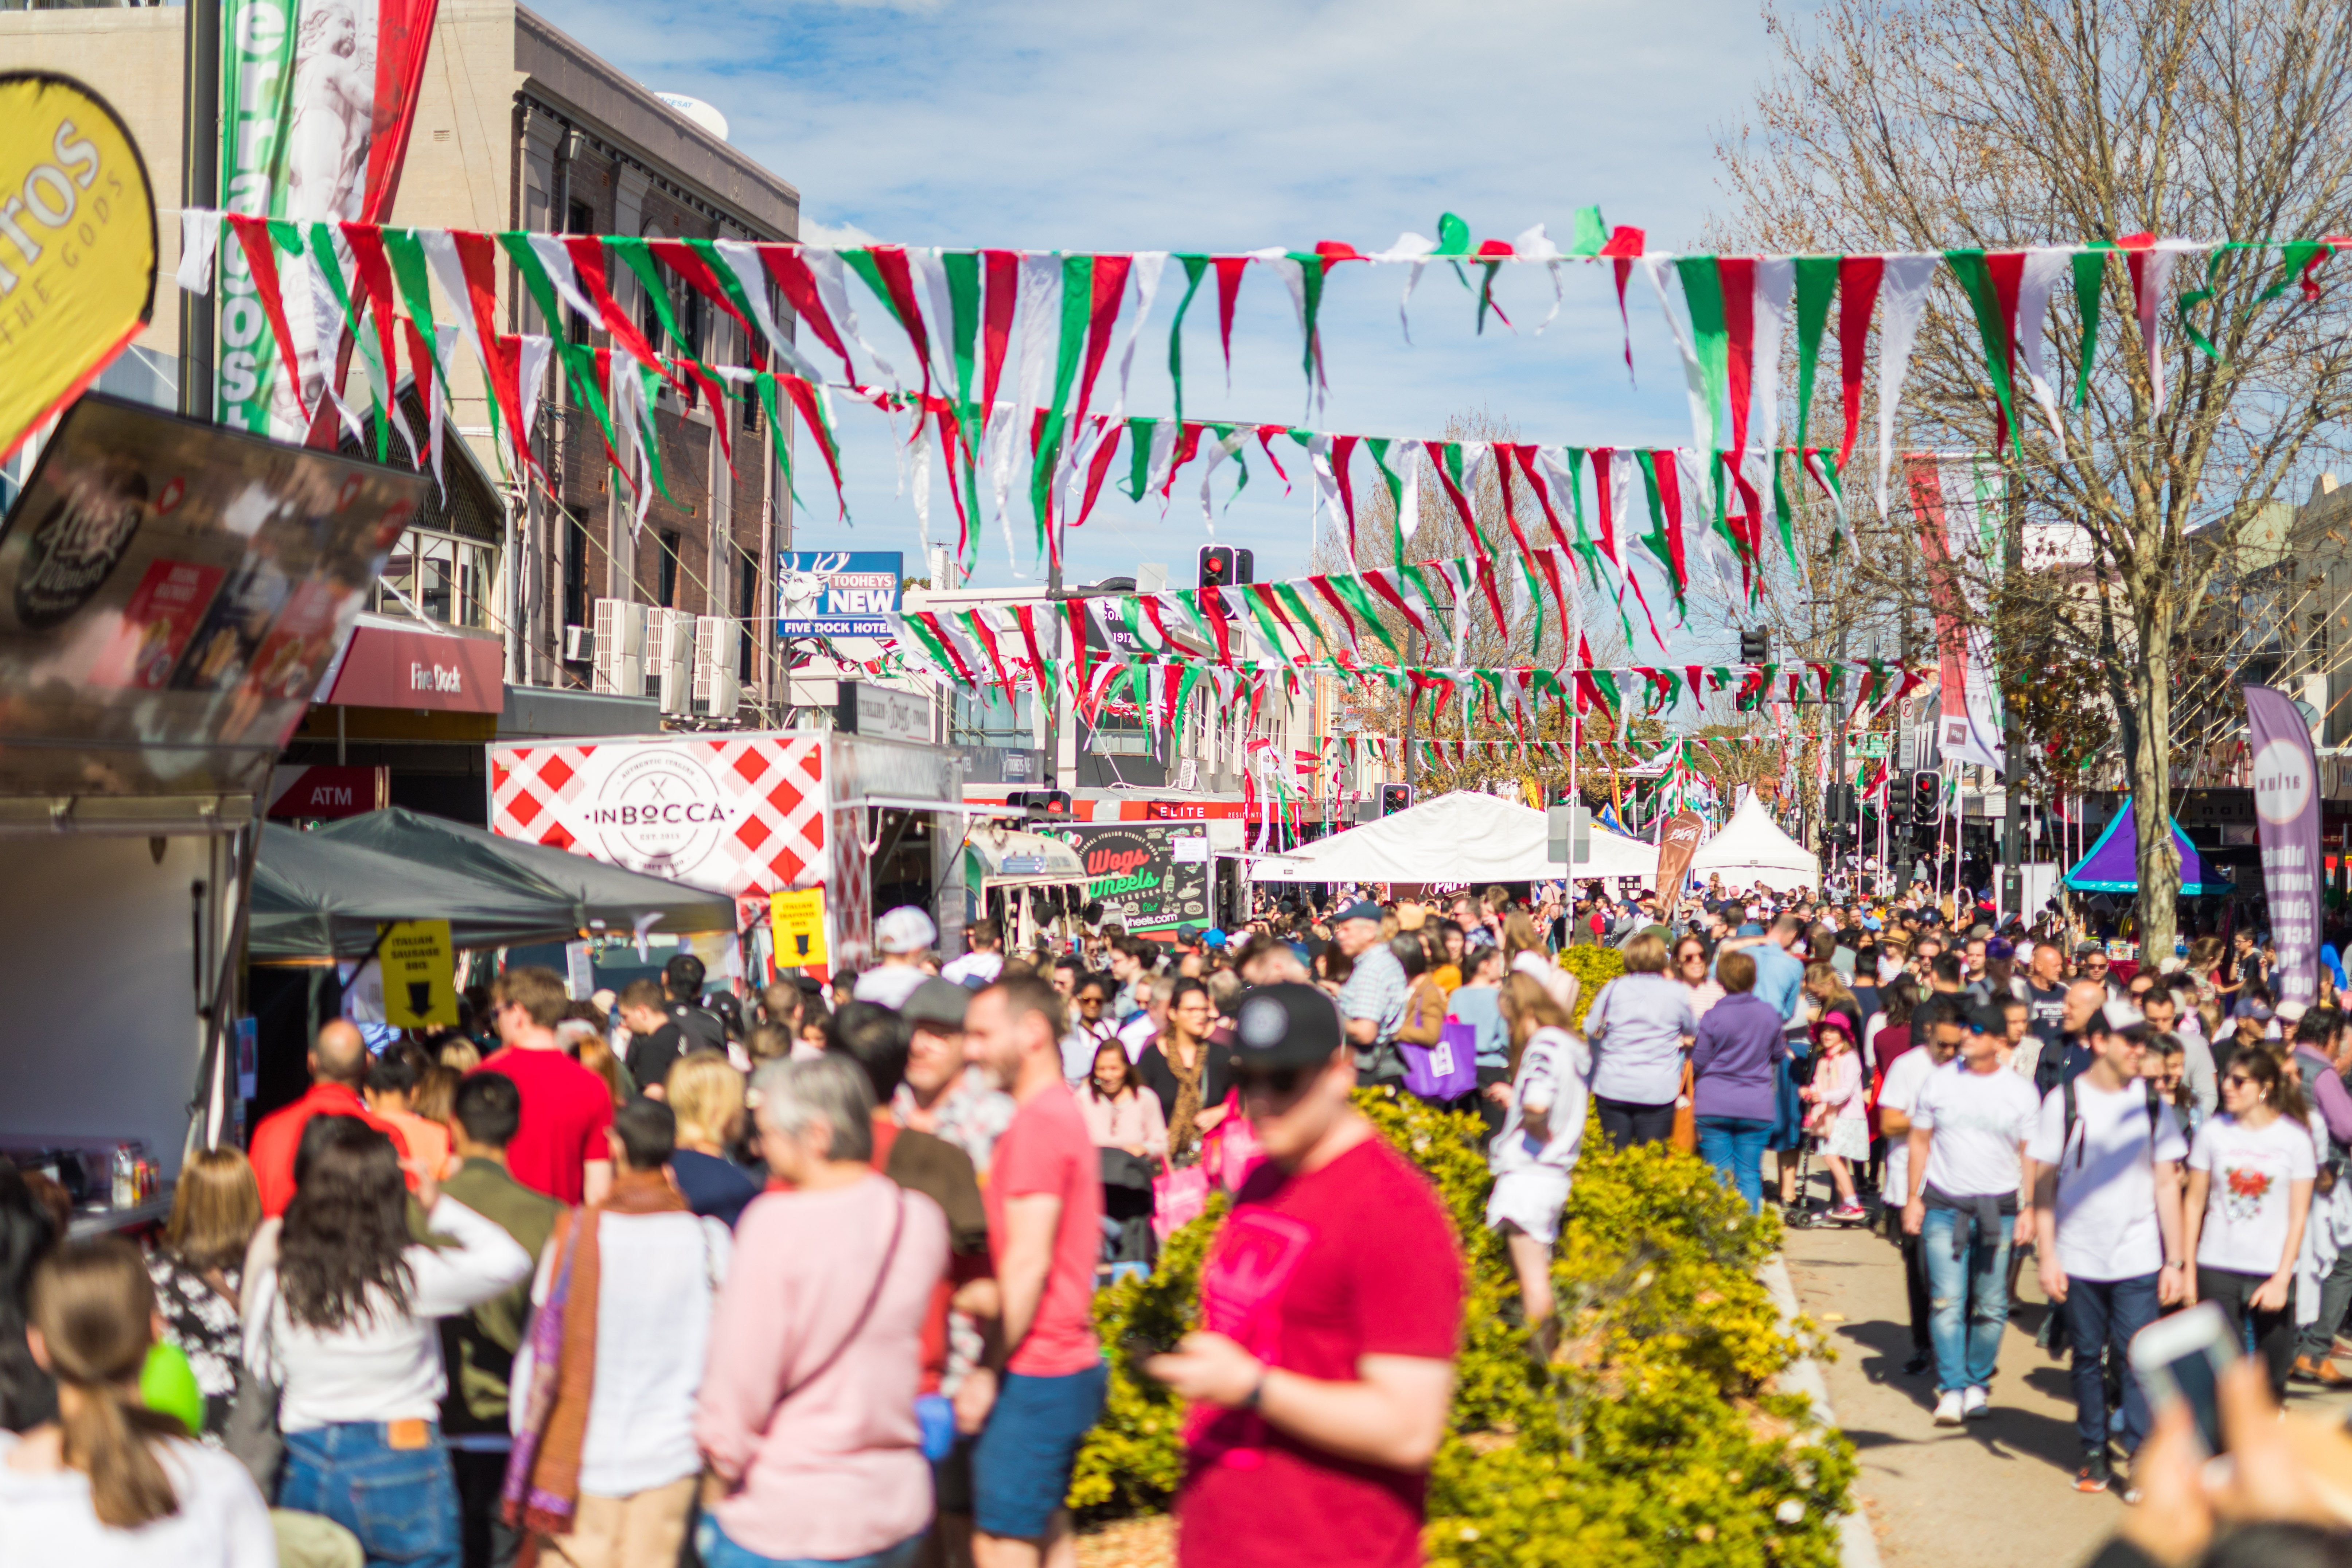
xmin=1556 ymin=944 xmax=1627 ymax=1030
xmin=1074 ymin=1086 xmax=1853 ymax=1568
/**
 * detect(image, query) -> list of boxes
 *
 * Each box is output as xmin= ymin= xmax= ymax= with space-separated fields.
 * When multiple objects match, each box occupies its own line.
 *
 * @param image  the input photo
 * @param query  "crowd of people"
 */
xmin=8 ymin=874 xmax=2352 ymax=1568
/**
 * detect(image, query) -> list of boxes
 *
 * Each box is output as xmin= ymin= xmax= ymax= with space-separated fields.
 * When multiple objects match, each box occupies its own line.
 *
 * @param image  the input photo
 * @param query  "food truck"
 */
xmin=962 ymin=824 xmax=1090 ymax=949
xmin=488 ymin=728 xmax=967 ymax=976
xmin=0 ymin=396 xmax=427 ymax=1221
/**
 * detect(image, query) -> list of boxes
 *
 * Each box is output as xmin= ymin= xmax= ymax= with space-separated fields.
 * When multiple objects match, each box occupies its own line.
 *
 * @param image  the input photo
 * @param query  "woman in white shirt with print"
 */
xmin=242 ymin=1113 xmax=530 ymax=1568
xmin=2183 ymin=1047 xmax=2317 ymax=1400
xmin=0 ymin=1238 xmax=274 ymax=1567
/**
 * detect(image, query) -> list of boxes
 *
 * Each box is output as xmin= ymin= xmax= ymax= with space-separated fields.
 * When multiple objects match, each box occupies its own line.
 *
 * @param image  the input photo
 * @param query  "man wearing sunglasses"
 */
xmin=1147 ymin=983 xmax=1461 ymax=1568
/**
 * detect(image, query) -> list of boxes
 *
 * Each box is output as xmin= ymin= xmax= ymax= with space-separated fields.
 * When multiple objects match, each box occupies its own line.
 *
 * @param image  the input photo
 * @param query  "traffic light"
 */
xmin=1912 ymin=770 xmax=1942 ymax=820
xmin=1198 ymin=546 xmax=1256 ymax=590
xmin=1006 ymin=789 xmax=1072 ymax=818
xmin=1825 ymin=784 xmax=1856 ymax=820
xmin=1738 ymin=627 xmax=1771 ymax=664
xmin=1380 ymin=783 xmax=1414 ymax=816
xmin=1886 ymin=772 xmax=1913 ymax=821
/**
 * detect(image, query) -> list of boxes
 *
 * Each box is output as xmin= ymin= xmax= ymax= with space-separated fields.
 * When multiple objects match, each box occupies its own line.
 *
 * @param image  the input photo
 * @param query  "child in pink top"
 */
xmin=1800 ymin=1016 xmax=1869 ymax=1220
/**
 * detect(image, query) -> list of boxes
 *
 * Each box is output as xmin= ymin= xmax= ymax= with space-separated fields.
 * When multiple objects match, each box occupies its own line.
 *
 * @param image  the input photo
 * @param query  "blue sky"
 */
xmin=537 ymin=0 xmax=1787 ymax=653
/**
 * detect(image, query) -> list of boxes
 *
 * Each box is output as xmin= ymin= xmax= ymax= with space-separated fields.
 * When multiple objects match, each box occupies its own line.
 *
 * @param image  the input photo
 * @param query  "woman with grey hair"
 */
xmin=693 ymin=1056 xmax=948 ymax=1568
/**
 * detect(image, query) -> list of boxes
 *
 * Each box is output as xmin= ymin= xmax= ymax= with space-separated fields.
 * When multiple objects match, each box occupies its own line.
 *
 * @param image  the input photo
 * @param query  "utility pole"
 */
xmin=1401 ymin=626 xmax=1421 ymax=796
xmin=1041 ymin=544 xmax=1062 ymax=790
xmin=2001 ymin=465 xmax=2026 ymax=925
xmin=1830 ymin=619 xmax=1850 ymax=874
xmin=178 ymin=0 xmax=219 ymax=420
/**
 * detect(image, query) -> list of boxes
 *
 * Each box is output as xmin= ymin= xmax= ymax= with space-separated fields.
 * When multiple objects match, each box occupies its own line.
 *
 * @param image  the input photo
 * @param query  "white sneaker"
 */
xmin=1962 ymin=1386 xmax=1991 ymax=1420
xmin=1934 ymin=1390 xmax=1965 ymax=1425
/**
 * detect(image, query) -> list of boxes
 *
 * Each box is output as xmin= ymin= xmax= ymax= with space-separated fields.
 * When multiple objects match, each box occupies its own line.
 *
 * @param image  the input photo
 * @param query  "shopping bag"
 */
xmin=1400 ymin=1021 xmax=1478 ymax=1101
xmin=1671 ymin=1061 xmax=1698 ymax=1153
xmin=1152 ymin=1163 xmax=1210 ymax=1241
xmin=1200 ymin=1090 xmax=1264 ymax=1190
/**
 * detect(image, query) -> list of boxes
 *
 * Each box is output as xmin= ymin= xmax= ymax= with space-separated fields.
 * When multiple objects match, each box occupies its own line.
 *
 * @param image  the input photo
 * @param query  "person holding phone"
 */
xmin=2183 ymin=1047 xmax=2317 ymax=1400
xmin=2026 ymin=1000 xmax=2189 ymax=1496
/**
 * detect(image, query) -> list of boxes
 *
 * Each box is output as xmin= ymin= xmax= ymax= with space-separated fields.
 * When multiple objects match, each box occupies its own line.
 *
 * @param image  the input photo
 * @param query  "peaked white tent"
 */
xmin=1687 ymin=794 xmax=1820 ymax=892
xmin=1248 ymin=791 xmax=1658 ymax=885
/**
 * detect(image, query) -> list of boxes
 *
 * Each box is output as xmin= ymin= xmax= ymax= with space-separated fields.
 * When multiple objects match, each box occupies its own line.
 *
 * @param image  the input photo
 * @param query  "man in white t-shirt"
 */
xmin=2028 ymin=999 xmax=2187 ymax=1495
xmin=1903 ymin=1002 xmax=2043 ymax=1425
xmin=1877 ymin=997 xmax=1966 ymax=1377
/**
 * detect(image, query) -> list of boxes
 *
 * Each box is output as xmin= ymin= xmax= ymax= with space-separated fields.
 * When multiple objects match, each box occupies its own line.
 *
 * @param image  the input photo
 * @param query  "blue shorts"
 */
xmin=971 ymin=1361 xmax=1108 ymax=1540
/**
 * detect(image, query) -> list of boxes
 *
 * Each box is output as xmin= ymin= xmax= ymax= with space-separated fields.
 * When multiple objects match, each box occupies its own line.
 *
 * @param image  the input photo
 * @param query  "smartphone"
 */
xmin=1119 ymin=1329 xmax=1174 ymax=1374
xmin=2130 ymin=1301 xmax=2238 ymax=1456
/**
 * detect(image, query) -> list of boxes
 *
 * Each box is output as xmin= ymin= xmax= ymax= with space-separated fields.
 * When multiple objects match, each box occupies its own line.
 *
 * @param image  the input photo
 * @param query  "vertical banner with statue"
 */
xmin=215 ymin=0 xmax=439 ymax=437
xmin=1908 ymin=455 xmax=2007 ymax=775
xmin=2246 ymin=684 xmax=2321 ymax=1007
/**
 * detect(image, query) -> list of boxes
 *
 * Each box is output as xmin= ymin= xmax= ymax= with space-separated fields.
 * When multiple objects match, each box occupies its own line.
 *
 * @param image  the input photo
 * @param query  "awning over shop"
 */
xmin=312 ymin=615 xmax=505 ymax=713
xmin=253 ymin=807 xmax=737 ymax=960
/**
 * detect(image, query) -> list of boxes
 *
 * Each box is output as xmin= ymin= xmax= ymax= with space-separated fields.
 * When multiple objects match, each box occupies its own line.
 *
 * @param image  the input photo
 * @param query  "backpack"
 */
xmin=2293 ymin=1049 xmax=2348 ymax=1185
xmin=2057 ymin=1073 xmax=2162 ymax=1171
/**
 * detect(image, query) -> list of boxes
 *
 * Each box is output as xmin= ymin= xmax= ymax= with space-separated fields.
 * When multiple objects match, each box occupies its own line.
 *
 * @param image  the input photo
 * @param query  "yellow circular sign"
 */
xmin=0 ymin=72 xmax=157 ymax=464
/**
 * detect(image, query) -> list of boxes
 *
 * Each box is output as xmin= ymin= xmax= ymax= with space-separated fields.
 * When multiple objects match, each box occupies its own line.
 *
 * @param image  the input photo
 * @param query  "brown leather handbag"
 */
xmin=1396 ymin=977 xmax=1447 ymax=1047
xmin=1671 ymin=1061 xmax=1698 ymax=1153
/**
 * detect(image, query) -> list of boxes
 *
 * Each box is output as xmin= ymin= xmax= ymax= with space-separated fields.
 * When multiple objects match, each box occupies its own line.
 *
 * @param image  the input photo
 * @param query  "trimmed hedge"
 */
xmin=1075 ymin=1079 xmax=1853 ymax=1567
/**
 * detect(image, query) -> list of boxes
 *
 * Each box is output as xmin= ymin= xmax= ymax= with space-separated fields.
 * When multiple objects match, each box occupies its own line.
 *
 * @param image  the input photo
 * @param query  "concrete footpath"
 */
xmin=1783 ymin=1216 xmax=2352 ymax=1568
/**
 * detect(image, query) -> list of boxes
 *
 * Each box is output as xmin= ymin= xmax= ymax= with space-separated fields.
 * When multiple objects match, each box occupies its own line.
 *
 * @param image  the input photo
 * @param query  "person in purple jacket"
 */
xmin=1689 ymin=949 xmax=1791 ymax=1213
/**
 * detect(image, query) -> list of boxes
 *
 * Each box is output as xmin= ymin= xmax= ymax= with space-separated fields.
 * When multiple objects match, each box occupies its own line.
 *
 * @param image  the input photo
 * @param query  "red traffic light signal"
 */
xmin=1198 ymin=546 xmax=1255 ymax=589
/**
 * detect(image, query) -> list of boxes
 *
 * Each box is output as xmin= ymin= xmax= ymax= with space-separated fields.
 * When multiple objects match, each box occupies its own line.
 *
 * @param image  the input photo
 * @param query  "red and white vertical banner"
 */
xmin=1907 ymin=455 xmax=2006 ymax=774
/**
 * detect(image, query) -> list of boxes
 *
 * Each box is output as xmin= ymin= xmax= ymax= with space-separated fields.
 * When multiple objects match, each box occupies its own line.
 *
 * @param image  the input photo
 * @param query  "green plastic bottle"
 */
xmin=138 ymin=1341 xmax=205 ymax=1437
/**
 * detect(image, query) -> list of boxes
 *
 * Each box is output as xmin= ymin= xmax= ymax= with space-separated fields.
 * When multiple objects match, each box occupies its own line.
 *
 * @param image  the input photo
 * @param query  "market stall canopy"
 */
xmin=1248 ymin=791 xmax=1656 ymax=884
xmin=1688 ymin=795 xmax=1821 ymax=892
xmin=2065 ymin=800 xmax=2222 ymax=895
xmin=312 ymin=807 xmax=737 ymax=937
xmin=252 ymin=809 xmax=736 ymax=960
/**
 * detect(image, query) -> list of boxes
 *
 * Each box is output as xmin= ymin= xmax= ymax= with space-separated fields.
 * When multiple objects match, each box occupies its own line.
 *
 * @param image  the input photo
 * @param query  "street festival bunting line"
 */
xmin=175 ymin=211 xmax=2349 ymax=571
xmin=893 ymin=620 xmax=1930 ymax=739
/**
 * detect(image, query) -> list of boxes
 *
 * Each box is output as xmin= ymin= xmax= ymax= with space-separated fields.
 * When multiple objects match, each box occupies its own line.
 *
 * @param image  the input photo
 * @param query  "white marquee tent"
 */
xmin=1687 ymin=794 xmax=1820 ymax=892
xmin=1249 ymin=791 xmax=1659 ymax=886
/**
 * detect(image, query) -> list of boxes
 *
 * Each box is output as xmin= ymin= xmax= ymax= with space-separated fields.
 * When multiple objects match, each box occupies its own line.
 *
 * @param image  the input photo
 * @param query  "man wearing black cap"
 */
xmin=1902 ymin=1000 xmax=2041 ymax=1427
xmin=1330 ymin=900 xmax=1407 ymax=1085
xmin=1146 ymin=983 xmax=1460 ymax=1568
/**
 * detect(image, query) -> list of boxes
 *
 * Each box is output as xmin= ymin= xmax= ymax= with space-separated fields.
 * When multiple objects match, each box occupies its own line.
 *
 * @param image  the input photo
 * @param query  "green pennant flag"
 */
xmin=1166 ymin=254 xmax=1210 ymax=427
xmin=1792 ymin=256 xmax=1839 ymax=453
xmin=1030 ymin=254 xmax=1095 ymax=549
xmin=2072 ymin=244 xmax=2112 ymax=410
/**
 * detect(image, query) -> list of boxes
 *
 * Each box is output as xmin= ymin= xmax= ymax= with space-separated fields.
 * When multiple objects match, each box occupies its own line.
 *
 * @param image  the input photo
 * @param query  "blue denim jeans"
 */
xmin=1920 ymin=1205 xmax=2016 ymax=1394
xmin=1694 ymin=1114 xmax=1773 ymax=1213
xmin=2063 ymin=1271 xmax=2162 ymax=1457
xmin=696 ymin=1514 xmax=923 ymax=1568
xmin=280 ymin=1420 xmax=460 ymax=1568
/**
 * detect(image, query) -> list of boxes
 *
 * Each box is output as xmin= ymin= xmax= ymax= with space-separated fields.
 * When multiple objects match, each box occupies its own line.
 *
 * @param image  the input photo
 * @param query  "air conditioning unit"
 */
xmin=647 ymin=607 xmax=694 ymax=715
xmin=561 ymin=625 xmax=592 ymax=662
xmin=693 ymin=615 xmax=742 ymax=718
xmin=591 ymin=599 xmax=647 ymax=696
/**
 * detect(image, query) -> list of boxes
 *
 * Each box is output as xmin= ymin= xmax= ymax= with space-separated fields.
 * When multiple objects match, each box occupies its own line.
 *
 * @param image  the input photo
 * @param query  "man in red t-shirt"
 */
xmin=961 ymin=974 xmax=1105 ymax=1568
xmin=475 ymin=965 xmax=612 ymax=1205
xmin=247 ymin=1019 xmax=413 ymax=1217
xmin=1148 ymin=982 xmax=1462 ymax=1568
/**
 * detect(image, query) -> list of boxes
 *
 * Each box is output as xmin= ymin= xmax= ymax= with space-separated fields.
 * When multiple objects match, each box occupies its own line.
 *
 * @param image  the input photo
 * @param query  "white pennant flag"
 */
xmin=1873 ymin=254 xmax=1941 ymax=518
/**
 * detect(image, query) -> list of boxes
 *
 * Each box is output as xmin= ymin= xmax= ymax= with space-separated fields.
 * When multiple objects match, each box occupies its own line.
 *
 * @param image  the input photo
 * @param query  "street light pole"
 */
xmin=178 ymin=0 xmax=219 ymax=420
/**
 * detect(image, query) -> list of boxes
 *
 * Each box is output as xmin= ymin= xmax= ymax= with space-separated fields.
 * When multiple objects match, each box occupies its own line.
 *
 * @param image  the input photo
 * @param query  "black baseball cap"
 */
xmin=1231 ymin=983 xmax=1347 ymax=1070
xmin=904 ymin=978 xmax=970 ymax=1029
xmin=1966 ymin=1003 xmax=2009 ymax=1035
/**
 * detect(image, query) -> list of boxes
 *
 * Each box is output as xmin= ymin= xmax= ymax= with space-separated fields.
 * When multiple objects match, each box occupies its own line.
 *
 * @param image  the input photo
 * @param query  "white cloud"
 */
xmin=797 ymin=215 xmax=882 ymax=247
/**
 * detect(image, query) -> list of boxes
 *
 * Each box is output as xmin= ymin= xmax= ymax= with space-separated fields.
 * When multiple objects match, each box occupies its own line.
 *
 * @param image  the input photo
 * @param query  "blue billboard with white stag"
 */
xmin=775 ymin=551 xmax=902 ymax=637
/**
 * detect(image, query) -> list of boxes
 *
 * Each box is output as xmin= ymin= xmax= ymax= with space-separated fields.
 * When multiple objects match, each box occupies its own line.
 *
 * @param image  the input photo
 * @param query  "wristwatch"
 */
xmin=1243 ymin=1369 xmax=1268 ymax=1409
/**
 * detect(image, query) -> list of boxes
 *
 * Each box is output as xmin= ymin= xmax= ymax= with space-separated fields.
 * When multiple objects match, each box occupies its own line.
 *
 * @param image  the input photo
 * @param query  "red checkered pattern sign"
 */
xmin=490 ymin=734 xmax=828 ymax=897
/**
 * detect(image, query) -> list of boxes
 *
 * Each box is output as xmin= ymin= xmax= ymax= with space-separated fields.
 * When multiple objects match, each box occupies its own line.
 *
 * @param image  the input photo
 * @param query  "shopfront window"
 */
xmin=951 ymin=686 xmax=1033 ymax=749
xmin=376 ymin=526 xmax=498 ymax=630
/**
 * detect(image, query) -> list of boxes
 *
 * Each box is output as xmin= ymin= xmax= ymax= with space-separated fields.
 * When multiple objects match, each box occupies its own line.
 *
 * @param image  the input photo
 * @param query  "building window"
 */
xmin=377 ymin=526 xmax=498 ymax=630
xmin=562 ymin=511 xmax=591 ymax=640
xmin=951 ymin=687 xmax=1033 ymax=750
xmin=567 ymin=199 xmax=593 ymax=234
xmin=737 ymin=556 xmax=757 ymax=682
xmin=658 ymin=530 xmax=680 ymax=608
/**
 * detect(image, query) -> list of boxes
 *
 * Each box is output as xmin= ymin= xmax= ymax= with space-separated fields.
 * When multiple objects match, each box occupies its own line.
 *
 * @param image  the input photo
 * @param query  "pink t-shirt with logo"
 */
xmin=985 ymin=1085 xmax=1105 ymax=1377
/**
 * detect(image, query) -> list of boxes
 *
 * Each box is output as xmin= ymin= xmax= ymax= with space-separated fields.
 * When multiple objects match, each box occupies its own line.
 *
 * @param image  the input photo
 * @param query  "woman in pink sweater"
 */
xmin=695 ymin=1055 xmax=947 ymax=1568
